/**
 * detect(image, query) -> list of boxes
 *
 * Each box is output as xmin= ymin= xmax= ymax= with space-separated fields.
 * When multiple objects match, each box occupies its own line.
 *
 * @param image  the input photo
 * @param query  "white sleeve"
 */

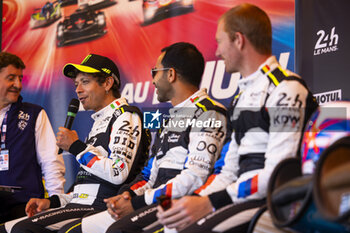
xmin=195 ymin=131 xmax=239 ymax=196
xmin=35 ymin=109 xmax=66 ymax=196
xmin=143 ymin=110 xmax=227 ymax=205
xmin=75 ymin=112 xmax=142 ymax=185
xmin=227 ymin=80 xmax=308 ymax=203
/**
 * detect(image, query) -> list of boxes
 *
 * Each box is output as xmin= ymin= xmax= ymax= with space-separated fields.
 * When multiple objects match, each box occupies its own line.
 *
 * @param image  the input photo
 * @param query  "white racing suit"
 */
xmin=81 ymin=88 xmax=227 ymax=233
xmin=4 ymin=98 xmax=150 ymax=233
xmin=181 ymin=56 xmax=317 ymax=233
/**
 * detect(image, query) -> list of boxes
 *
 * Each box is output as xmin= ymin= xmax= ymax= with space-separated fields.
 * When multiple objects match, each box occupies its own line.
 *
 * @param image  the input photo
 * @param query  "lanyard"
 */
xmin=0 ymin=111 xmax=9 ymax=149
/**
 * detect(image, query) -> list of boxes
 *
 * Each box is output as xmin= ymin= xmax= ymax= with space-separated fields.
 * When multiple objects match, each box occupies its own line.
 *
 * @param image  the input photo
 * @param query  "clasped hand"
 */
xmin=104 ymin=191 xmax=134 ymax=220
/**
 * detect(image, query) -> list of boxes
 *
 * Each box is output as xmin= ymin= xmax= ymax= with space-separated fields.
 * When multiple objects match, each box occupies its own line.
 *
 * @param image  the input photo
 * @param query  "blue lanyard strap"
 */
xmin=1 ymin=111 xmax=9 ymax=149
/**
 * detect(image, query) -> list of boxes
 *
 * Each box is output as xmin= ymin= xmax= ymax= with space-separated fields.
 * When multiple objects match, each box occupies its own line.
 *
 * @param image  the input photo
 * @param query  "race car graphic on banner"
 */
xmin=78 ymin=0 xmax=116 ymax=10
xmin=30 ymin=1 xmax=62 ymax=29
xmin=56 ymin=7 xmax=107 ymax=47
xmin=142 ymin=0 xmax=194 ymax=26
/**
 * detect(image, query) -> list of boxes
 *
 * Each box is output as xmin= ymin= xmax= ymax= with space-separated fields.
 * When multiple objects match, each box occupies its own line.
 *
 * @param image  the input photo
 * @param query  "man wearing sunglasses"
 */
xmin=157 ymin=4 xmax=317 ymax=233
xmin=80 ymin=42 xmax=227 ymax=233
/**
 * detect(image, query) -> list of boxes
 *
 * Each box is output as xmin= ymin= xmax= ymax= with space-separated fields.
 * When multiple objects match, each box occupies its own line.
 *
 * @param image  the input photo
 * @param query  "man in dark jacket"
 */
xmin=0 ymin=52 xmax=65 ymax=223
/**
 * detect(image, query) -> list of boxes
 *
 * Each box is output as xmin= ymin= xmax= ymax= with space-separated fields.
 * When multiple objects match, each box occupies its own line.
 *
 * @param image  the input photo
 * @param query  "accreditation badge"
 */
xmin=0 ymin=149 xmax=9 ymax=171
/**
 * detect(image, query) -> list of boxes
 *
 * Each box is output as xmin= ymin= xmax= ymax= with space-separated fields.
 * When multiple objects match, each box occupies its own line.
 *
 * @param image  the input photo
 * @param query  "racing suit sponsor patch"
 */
xmin=71 ymin=184 xmax=100 ymax=205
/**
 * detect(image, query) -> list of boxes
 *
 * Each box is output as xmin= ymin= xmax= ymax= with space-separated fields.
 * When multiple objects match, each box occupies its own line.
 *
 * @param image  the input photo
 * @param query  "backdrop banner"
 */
xmin=2 ymin=0 xmax=295 ymax=189
xmin=296 ymin=0 xmax=350 ymax=105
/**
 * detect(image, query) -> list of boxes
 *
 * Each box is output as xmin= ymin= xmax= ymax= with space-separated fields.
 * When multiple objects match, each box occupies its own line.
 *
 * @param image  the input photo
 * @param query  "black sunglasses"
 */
xmin=151 ymin=67 xmax=171 ymax=78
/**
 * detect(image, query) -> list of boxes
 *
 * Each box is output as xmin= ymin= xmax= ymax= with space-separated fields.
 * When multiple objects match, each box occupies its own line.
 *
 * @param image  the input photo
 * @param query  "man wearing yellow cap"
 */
xmin=1 ymin=54 xmax=150 ymax=233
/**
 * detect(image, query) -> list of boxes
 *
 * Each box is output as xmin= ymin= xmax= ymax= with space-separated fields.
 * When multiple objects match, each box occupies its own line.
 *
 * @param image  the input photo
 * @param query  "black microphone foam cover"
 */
xmin=58 ymin=98 xmax=80 ymax=154
xmin=67 ymin=98 xmax=80 ymax=116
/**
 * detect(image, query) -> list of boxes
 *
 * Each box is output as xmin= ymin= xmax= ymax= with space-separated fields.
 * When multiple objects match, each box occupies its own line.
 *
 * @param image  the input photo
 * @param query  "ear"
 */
xmin=167 ymin=68 xmax=176 ymax=83
xmin=104 ymin=76 xmax=114 ymax=91
xmin=234 ymin=31 xmax=245 ymax=51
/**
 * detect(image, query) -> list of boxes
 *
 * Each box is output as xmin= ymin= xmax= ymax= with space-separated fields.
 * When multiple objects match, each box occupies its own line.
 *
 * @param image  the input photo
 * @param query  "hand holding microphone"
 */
xmin=57 ymin=99 xmax=80 ymax=154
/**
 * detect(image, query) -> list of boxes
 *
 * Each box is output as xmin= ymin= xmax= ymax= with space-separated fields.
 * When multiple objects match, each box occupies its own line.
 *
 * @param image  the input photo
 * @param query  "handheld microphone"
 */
xmin=58 ymin=98 xmax=80 ymax=154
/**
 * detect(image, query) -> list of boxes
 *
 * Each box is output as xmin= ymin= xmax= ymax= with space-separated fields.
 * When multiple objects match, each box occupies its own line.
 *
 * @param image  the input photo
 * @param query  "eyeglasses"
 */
xmin=151 ymin=67 xmax=171 ymax=78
